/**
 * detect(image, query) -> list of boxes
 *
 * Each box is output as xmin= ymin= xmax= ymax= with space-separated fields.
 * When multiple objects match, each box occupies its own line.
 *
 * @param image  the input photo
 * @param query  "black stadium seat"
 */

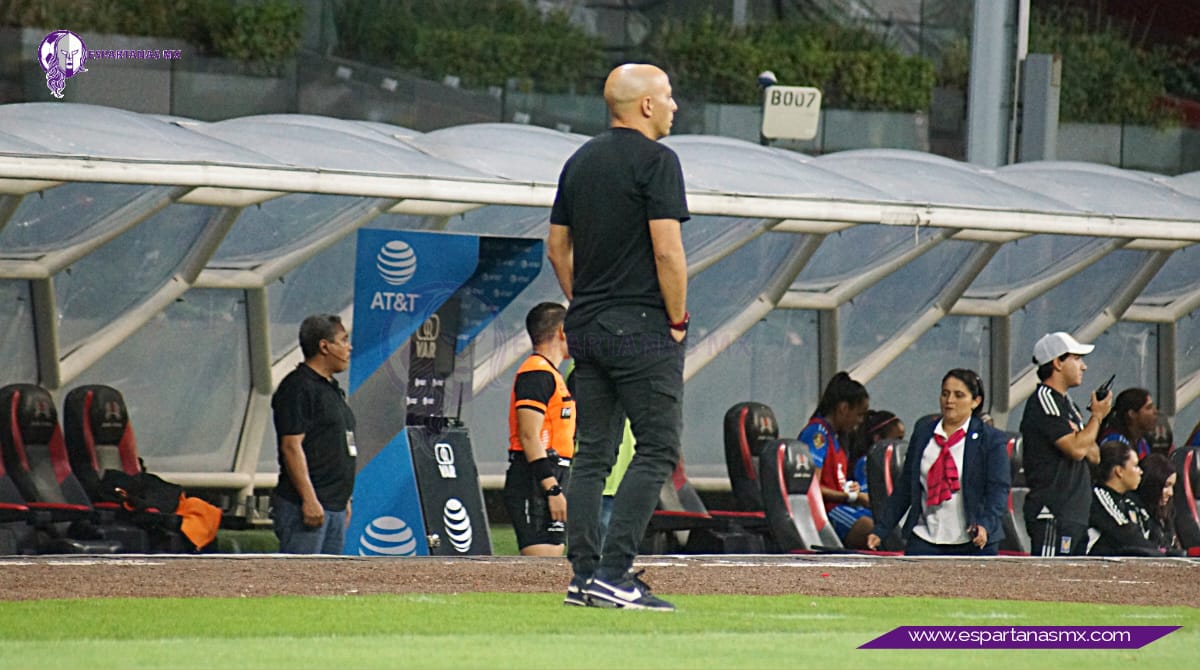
xmin=999 ymin=432 xmax=1030 ymax=555
xmin=865 ymin=439 xmax=906 ymax=551
xmin=1170 ymin=446 xmax=1200 ymax=553
xmin=758 ymin=438 xmax=842 ymax=551
xmin=723 ymin=402 xmax=779 ymax=512
xmin=62 ymin=384 xmax=188 ymax=552
xmin=644 ymin=454 xmax=772 ymax=554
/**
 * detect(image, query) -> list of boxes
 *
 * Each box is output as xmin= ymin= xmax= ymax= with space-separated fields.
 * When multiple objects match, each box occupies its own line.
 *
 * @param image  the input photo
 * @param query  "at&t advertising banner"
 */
xmin=343 ymin=229 xmax=541 ymax=556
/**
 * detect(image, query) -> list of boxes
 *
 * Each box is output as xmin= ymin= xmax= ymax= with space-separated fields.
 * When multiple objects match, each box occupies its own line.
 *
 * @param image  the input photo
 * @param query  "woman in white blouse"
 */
xmin=866 ymin=369 xmax=1011 ymax=555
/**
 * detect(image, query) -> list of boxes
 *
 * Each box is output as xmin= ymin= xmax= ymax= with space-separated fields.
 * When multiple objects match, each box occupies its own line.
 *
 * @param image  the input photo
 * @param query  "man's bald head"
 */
xmin=603 ymin=64 xmax=676 ymax=140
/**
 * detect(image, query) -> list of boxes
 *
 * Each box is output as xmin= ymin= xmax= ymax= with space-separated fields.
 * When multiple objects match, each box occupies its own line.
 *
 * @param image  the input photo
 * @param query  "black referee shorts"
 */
xmin=503 ymin=452 xmax=570 ymax=549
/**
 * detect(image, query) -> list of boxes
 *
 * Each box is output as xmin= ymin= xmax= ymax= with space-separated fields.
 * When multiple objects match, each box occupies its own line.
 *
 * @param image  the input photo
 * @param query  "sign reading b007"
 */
xmin=761 ymin=86 xmax=822 ymax=141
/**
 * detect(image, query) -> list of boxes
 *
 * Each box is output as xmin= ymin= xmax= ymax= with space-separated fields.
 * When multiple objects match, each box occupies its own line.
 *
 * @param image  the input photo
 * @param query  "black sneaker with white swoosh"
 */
xmin=584 ymin=570 xmax=674 ymax=611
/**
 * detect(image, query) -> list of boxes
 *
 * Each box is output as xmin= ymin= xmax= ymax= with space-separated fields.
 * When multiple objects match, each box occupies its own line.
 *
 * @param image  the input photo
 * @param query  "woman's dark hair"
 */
xmin=943 ymin=368 xmax=986 ymax=416
xmin=814 ymin=371 xmax=868 ymax=419
xmin=1136 ymin=453 xmax=1176 ymax=523
xmin=846 ymin=409 xmax=898 ymax=463
xmin=1100 ymin=387 xmax=1150 ymax=438
xmin=1096 ymin=441 xmax=1135 ymax=484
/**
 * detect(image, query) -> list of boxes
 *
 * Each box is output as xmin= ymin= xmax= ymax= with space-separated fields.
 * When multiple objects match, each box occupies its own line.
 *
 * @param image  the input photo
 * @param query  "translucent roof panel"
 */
xmin=839 ymin=240 xmax=977 ymax=366
xmin=211 ymin=194 xmax=369 ymax=266
xmin=968 ymin=236 xmax=1110 ymax=297
xmin=861 ymin=315 xmax=991 ymax=421
xmin=793 ymin=224 xmax=918 ymax=287
xmin=1009 ymin=249 xmax=1150 ymax=377
xmin=410 ymin=124 xmax=585 ymax=182
xmin=1140 ymin=245 xmax=1200 ymax=300
xmin=55 ymin=204 xmax=215 ymax=352
xmin=681 ymin=310 xmax=820 ymax=477
xmin=0 ymin=183 xmax=169 ymax=256
xmin=445 ymin=206 xmax=547 ymax=238
xmin=0 ymin=280 xmax=37 ymax=386
xmin=0 ymin=103 xmax=278 ymax=165
xmin=686 ymin=216 xmax=770 ymax=270
xmin=197 ymin=117 xmax=485 ymax=177
xmin=815 ymin=150 xmax=1078 ymax=210
xmin=1169 ymin=171 xmax=1200 ymax=197
xmin=65 ymin=289 xmax=249 ymax=472
xmin=689 ymin=229 xmax=807 ymax=338
xmin=666 ymin=136 xmax=888 ymax=200
xmin=997 ymin=162 xmax=1200 ymax=219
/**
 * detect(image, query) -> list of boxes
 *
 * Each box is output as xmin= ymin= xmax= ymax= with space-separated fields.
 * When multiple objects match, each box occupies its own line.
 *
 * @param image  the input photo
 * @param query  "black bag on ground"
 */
xmin=99 ymin=469 xmax=183 ymax=514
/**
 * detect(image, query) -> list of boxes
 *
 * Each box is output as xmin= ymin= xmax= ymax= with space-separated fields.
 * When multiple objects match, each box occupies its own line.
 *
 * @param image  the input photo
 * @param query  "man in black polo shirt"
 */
xmin=1020 ymin=331 xmax=1112 ymax=556
xmin=548 ymin=63 xmax=689 ymax=611
xmin=271 ymin=314 xmax=357 ymax=554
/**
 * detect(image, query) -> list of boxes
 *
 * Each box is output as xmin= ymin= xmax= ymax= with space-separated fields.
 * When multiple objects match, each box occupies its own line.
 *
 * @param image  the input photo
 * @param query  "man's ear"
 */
xmin=641 ymin=96 xmax=653 ymax=118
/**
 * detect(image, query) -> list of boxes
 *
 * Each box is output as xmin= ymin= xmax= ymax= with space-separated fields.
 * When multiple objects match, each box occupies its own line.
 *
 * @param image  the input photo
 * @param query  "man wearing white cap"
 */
xmin=1019 ymin=332 xmax=1113 ymax=556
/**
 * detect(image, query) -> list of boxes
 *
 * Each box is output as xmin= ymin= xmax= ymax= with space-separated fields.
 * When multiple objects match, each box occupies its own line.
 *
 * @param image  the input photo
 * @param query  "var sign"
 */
xmin=761 ymin=85 xmax=822 ymax=140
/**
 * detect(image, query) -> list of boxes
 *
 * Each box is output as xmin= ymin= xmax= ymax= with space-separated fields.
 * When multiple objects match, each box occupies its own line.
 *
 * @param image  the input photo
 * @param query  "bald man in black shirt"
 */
xmin=548 ymin=64 xmax=688 ymax=611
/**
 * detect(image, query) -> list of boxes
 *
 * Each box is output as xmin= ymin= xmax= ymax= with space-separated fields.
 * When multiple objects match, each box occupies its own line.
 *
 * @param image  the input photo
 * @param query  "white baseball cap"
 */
xmin=1032 ymin=331 xmax=1095 ymax=366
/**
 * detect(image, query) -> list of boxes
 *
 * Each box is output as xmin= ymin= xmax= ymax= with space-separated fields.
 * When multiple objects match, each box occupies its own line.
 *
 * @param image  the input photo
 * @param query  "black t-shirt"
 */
xmin=272 ymin=364 xmax=356 ymax=511
xmin=1088 ymin=485 xmax=1161 ymax=556
xmin=1020 ymin=383 xmax=1091 ymax=525
xmin=550 ymin=127 xmax=689 ymax=329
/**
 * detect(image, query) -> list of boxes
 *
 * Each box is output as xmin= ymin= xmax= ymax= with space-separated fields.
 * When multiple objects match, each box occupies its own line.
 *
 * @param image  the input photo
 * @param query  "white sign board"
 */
xmin=761 ymin=86 xmax=822 ymax=140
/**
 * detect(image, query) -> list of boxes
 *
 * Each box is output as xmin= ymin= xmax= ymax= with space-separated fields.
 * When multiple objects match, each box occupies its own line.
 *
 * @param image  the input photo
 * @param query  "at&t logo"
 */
xmin=370 ymin=240 xmax=421 ymax=312
xmin=442 ymin=498 xmax=472 ymax=553
xmin=358 ymin=516 xmax=419 ymax=556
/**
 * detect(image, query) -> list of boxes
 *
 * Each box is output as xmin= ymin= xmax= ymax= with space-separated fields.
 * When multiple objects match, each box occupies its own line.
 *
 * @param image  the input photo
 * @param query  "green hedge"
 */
xmin=0 ymin=0 xmax=302 ymax=68
xmin=334 ymin=0 xmax=605 ymax=93
xmin=649 ymin=14 xmax=935 ymax=112
xmin=1029 ymin=7 xmax=1178 ymax=126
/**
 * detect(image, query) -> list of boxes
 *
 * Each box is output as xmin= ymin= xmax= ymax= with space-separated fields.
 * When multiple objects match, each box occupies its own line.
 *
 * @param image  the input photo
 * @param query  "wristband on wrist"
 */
xmin=846 ymin=490 xmax=858 ymax=504
xmin=668 ymin=311 xmax=690 ymax=332
xmin=542 ymin=484 xmax=563 ymax=498
xmin=529 ymin=456 xmax=555 ymax=482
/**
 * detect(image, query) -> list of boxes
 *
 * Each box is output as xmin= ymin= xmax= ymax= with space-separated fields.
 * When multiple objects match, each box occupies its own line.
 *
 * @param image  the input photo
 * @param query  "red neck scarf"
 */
xmin=926 ymin=427 xmax=965 ymax=507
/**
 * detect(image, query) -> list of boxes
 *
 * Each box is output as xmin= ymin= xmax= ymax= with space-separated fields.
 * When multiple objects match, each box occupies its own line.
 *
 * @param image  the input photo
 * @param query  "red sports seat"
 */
xmin=723 ymin=402 xmax=779 ymax=512
xmin=645 ymin=454 xmax=771 ymax=554
xmin=759 ymin=438 xmax=842 ymax=552
xmin=0 ymin=384 xmax=130 ymax=553
xmin=864 ymin=439 xmax=905 ymax=551
xmin=1171 ymin=446 xmax=1200 ymax=549
xmin=63 ymin=385 xmax=145 ymax=501
xmin=999 ymin=432 xmax=1031 ymax=555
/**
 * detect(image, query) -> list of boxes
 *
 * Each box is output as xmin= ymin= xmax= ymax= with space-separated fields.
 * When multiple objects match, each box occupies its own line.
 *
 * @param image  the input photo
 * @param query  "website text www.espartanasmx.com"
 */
xmin=860 ymin=625 xmax=1179 ymax=650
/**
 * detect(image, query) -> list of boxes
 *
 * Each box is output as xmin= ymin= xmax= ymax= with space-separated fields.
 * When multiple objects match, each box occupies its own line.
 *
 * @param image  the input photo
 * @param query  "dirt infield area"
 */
xmin=1 ymin=555 xmax=1197 ymax=606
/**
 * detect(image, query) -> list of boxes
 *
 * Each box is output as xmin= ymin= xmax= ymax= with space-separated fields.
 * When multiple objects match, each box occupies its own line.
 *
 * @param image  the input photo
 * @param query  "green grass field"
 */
xmin=0 ymin=593 xmax=1190 ymax=670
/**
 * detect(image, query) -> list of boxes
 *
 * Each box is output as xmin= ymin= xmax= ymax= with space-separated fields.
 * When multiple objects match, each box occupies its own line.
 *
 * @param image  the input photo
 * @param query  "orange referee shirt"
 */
xmin=508 ymin=354 xmax=575 ymax=458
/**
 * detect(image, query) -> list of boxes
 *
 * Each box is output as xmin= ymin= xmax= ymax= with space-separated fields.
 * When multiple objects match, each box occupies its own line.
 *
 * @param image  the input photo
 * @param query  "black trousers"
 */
xmin=565 ymin=305 xmax=685 ymax=582
xmin=1024 ymin=501 xmax=1088 ymax=557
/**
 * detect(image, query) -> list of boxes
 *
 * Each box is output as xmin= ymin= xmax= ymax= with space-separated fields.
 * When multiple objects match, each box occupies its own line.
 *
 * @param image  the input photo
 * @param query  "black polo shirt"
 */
xmin=1020 ymin=383 xmax=1091 ymax=526
xmin=272 ymin=363 xmax=356 ymax=511
xmin=550 ymin=127 xmax=689 ymax=329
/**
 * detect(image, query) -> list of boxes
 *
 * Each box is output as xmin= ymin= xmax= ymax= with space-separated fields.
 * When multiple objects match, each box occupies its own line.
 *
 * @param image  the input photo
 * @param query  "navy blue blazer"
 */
xmin=874 ymin=414 xmax=1011 ymax=545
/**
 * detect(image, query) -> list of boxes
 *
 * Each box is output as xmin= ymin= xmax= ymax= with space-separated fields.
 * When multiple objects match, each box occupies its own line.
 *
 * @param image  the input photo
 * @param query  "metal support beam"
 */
xmin=817 ymin=309 xmax=839 ymax=390
xmin=29 ymin=278 xmax=60 ymax=389
xmin=0 ymin=194 xmax=22 ymax=234
xmin=990 ymin=315 xmax=1012 ymax=424
xmin=1158 ymin=323 xmax=1177 ymax=417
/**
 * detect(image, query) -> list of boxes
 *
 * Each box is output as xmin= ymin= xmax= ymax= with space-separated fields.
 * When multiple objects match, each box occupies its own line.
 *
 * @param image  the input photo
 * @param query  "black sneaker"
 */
xmin=584 ymin=570 xmax=675 ymax=611
xmin=563 ymin=576 xmax=591 ymax=607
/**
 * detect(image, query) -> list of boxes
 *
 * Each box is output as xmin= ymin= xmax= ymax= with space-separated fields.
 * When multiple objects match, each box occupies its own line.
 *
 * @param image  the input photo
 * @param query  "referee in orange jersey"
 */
xmin=504 ymin=302 xmax=575 ymax=556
